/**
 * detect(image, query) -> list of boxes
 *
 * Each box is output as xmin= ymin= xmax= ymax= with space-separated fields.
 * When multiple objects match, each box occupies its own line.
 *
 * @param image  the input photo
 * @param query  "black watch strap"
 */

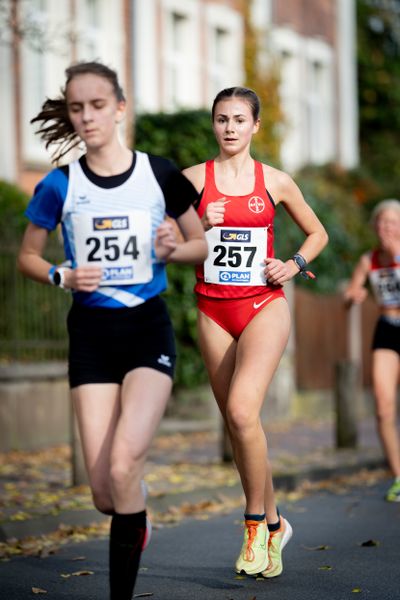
xmin=291 ymin=253 xmax=316 ymax=280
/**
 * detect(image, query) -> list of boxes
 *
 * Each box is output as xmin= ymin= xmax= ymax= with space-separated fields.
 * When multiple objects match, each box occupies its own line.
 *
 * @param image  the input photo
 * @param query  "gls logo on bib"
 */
xmin=221 ymin=229 xmax=251 ymax=243
xmin=93 ymin=216 xmax=129 ymax=231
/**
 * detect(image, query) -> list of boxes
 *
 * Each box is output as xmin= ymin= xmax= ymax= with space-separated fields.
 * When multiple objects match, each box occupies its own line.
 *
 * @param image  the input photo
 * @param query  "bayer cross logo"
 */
xmin=248 ymin=196 xmax=265 ymax=213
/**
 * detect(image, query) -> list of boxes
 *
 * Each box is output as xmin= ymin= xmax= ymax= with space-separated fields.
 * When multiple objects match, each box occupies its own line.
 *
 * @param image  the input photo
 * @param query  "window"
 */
xmin=305 ymin=57 xmax=334 ymax=164
xmin=208 ymin=27 xmax=229 ymax=98
xmin=77 ymin=0 xmax=101 ymax=59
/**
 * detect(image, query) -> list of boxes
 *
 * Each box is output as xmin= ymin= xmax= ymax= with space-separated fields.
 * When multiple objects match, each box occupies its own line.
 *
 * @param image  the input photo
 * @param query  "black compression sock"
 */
xmin=244 ymin=512 xmax=266 ymax=521
xmin=268 ymin=507 xmax=281 ymax=532
xmin=109 ymin=510 xmax=146 ymax=600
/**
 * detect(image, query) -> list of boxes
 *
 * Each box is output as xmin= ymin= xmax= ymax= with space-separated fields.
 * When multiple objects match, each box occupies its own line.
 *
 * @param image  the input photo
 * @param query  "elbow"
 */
xmin=16 ymin=254 xmax=25 ymax=275
xmin=321 ymin=229 xmax=329 ymax=250
xmin=198 ymin=240 xmax=209 ymax=263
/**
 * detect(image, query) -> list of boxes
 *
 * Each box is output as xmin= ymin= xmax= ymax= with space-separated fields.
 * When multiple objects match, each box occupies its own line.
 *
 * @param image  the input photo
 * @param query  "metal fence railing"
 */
xmin=0 ymin=244 xmax=70 ymax=362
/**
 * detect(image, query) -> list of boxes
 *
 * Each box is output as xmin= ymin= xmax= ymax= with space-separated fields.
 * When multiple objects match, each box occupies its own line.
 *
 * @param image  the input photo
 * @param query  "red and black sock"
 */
xmin=109 ymin=510 xmax=146 ymax=600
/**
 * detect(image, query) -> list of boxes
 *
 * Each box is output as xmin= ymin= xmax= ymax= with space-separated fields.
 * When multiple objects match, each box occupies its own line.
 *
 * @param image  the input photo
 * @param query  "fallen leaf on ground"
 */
xmin=318 ymin=565 xmax=332 ymax=570
xmin=32 ymin=588 xmax=47 ymax=594
xmin=360 ymin=539 xmax=379 ymax=547
xmin=352 ymin=588 xmax=362 ymax=593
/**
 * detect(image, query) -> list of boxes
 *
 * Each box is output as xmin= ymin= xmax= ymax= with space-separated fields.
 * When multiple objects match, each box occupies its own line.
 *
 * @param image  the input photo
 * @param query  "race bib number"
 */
xmin=72 ymin=211 xmax=152 ymax=286
xmin=204 ymin=227 xmax=267 ymax=285
xmin=369 ymin=267 xmax=400 ymax=307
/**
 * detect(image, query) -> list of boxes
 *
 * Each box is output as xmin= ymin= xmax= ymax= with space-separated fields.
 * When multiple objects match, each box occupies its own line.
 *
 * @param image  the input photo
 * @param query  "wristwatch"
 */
xmin=48 ymin=266 xmax=67 ymax=289
xmin=291 ymin=253 xmax=316 ymax=280
xmin=291 ymin=253 xmax=307 ymax=272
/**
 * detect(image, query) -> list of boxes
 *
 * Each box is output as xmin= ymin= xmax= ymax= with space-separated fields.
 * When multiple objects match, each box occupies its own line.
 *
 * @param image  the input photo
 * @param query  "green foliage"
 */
xmin=275 ymin=164 xmax=381 ymax=293
xmin=242 ymin=0 xmax=284 ymax=166
xmin=0 ymin=179 xmax=69 ymax=362
xmin=163 ymin=264 xmax=208 ymax=389
xmin=135 ymin=110 xmax=218 ymax=169
xmin=0 ymin=179 xmax=30 ymax=243
xmin=357 ymin=0 xmax=400 ymax=190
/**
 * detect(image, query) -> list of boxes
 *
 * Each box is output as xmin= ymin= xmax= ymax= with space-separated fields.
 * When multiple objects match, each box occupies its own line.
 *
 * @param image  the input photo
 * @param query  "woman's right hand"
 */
xmin=64 ymin=266 xmax=103 ymax=292
xmin=343 ymin=286 xmax=368 ymax=305
xmin=202 ymin=198 xmax=229 ymax=230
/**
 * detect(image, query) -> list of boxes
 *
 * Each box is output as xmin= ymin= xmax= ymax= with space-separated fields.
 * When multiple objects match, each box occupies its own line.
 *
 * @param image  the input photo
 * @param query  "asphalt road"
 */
xmin=1 ymin=479 xmax=399 ymax=600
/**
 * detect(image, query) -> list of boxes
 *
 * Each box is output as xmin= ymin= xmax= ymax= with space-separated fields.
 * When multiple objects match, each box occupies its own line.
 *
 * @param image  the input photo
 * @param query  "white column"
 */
xmin=0 ymin=41 xmax=17 ymax=182
xmin=337 ymin=0 xmax=359 ymax=168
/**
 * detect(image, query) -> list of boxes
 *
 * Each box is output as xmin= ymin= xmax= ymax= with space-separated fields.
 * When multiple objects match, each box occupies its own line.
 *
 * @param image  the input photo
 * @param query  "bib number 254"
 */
xmin=86 ymin=235 xmax=139 ymax=262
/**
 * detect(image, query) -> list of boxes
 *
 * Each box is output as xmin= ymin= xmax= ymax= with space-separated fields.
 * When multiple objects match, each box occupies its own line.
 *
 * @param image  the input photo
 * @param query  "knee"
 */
xmin=110 ymin=454 xmax=142 ymax=491
xmin=226 ymin=405 xmax=258 ymax=438
xmin=91 ymin=487 xmax=114 ymax=515
xmin=376 ymin=406 xmax=395 ymax=424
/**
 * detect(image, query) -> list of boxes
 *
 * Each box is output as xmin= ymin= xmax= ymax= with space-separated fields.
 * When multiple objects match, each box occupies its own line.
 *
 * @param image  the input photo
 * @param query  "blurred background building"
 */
xmin=0 ymin=0 xmax=358 ymax=192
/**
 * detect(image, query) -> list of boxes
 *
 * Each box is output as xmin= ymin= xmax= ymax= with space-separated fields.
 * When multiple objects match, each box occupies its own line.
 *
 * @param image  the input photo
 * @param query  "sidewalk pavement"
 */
xmin=0 ymin=415 xmax=387 ymax=545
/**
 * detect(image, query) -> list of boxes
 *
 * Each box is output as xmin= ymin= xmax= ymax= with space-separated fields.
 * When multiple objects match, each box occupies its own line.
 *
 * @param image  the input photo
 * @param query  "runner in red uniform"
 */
xmin=344 ymin=199 xmax=400 ymax=502
xmin=183 ymin=87 xmax=328 ymax=578
xmin=195 ymin=158 xmax=285 ymax=338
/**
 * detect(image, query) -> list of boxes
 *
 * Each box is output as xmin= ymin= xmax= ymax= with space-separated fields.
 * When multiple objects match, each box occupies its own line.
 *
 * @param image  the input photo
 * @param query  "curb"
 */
xmin=0 ymin=450 xmax=385 ymax=543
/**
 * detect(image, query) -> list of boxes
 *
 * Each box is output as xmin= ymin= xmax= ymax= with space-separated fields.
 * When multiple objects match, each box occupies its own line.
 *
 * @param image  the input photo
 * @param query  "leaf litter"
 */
xmin=0 ymin=434 xmax=390 ymax=560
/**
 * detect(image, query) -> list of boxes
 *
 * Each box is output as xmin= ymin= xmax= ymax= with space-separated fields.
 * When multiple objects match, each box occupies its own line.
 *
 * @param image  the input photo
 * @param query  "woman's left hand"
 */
xmin=264 ymin=257 xmax=298 ymax=285
xmin=155 ymin=220 xmax=178 ymax=261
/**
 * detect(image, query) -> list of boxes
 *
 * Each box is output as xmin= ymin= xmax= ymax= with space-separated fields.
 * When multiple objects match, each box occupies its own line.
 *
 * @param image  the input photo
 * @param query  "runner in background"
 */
xmin=183 ymin=87 xmax=328 ymax=578
xmin=344 ymin=199 xmax=400 ymax=502
xmin=17 ymin=61 xmax=207 ymax=599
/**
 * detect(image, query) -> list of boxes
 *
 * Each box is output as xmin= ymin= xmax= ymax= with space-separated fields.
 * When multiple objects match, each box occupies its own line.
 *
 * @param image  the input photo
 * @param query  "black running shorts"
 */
xmin=372 ymin=316 xmax=400 ymax=356
xmin=67 ymin=296 xmax=176 ymax=388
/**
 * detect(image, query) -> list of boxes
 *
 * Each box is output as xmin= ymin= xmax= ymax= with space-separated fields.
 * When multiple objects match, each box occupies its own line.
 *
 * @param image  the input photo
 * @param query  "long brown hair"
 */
xmin=31 ymin=61 xmax=125 ymax=164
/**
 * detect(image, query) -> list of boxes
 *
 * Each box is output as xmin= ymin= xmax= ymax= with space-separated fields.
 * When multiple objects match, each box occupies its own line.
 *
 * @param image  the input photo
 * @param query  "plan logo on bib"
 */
xmin=248 ymin=196 xmax=265 ymax=214
xmin=219 ymin=271 xmax=251 ymax=283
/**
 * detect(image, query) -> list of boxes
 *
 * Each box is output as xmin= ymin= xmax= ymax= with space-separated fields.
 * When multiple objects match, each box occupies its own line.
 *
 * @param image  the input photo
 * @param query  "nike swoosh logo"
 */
xmin=253 ymin=295 xmax=272 ymax=310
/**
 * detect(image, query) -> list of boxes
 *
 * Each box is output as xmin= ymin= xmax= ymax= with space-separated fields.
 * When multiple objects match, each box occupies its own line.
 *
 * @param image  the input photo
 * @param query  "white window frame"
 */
xmin=271 ymin=27 xmax=335 ymax=171
xmin=20 ymin=0 xmax=72 ymax=166
xmin=162 ymin=0 xmax=200 ymax=111
xmin=204 ymin=4 xmax=244 ymax=105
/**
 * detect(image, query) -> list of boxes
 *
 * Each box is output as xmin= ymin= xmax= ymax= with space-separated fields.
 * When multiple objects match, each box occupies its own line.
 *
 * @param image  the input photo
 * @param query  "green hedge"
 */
xmin=0 ymin=106 xmax=391 ymax=385
xmin=135 ymin=109 xmax=218 ymax=168
xmin=275 ymin=164 xmax=380 ymax=293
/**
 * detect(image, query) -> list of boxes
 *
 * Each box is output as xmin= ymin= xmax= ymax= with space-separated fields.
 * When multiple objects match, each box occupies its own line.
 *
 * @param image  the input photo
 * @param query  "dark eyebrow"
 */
xmin=67 ymin=98 xmax=107 ymax=106
xmin=215 ymin=112 xmax=247 ymax=118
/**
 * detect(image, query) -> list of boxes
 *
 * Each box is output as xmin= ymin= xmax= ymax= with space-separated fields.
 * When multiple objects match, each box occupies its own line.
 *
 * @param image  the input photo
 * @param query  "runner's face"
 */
xmin=213 ymin=98 xmax=260 ymax=156
xmin=375 ymin=209 xmax=400 ymax=242
xmin=66 ymin=73 xmax=125 ymax=150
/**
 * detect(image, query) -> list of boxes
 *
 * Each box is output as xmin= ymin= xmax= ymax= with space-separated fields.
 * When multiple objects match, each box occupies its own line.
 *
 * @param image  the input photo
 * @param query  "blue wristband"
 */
xmin=48 ymin=265 xmax=57 ymax=284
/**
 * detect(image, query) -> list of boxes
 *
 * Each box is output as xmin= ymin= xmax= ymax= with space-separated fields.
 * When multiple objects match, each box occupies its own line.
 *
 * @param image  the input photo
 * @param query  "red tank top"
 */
xmin=195 ymin=159 xmax=279 ymax=299
xmin=369 ymin=249 xmax=400 ymax=308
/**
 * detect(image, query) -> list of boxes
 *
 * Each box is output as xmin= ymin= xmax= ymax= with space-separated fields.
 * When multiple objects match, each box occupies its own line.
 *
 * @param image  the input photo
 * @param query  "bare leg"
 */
xmin=110 ymin=367 xmax=173 ymax=512
xmin=71 ymin=383 xmax=120 ymax=514
xmin=372 ymin=349 xmax=400 ymax=477
xmin=108 ymin=367 xmax=172 ymax=600
xmin=197 ymin=298 xmax=290 ymax=522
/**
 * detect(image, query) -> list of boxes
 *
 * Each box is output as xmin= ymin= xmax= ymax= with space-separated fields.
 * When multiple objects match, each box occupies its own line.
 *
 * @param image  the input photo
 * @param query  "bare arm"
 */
xmin=343 ymin=253 xmax=371 ymax=305
xmin=265 ymin=170 xmax=329 ymax=285
xmin=17 ymin=222 xmax=102 ymax=292
xmin=155 ymin=206 xmax=208 ymax=265
xmin=182 ymin=164 xmax=227 ymax=231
